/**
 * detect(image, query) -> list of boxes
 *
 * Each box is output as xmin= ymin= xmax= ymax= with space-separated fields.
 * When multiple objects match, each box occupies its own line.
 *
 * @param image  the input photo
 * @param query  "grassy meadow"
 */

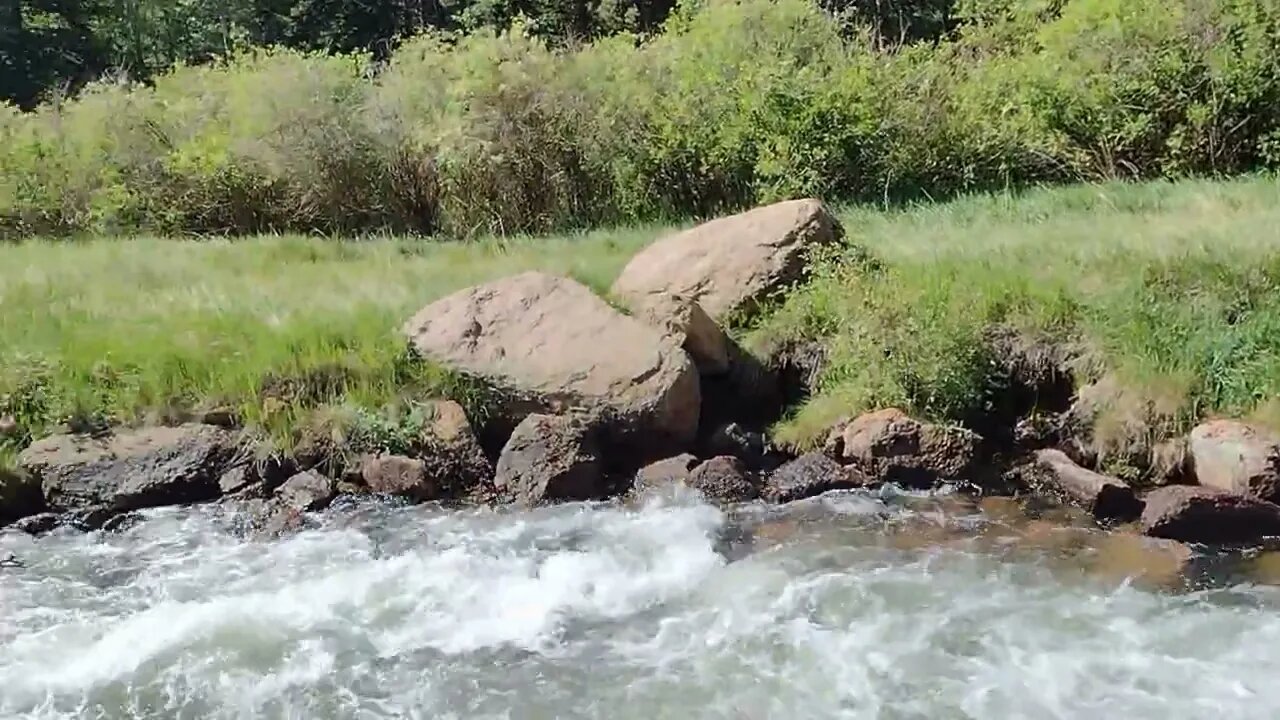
xmin=4 ymin=175 xmax=1280 ymax=480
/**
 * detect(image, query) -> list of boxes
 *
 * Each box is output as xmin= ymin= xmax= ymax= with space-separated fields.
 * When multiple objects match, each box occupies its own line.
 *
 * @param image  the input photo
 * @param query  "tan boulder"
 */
xmin=1141 ymin=485 xmax=1280 ymax=544
xmin=825 ymin=408 xmax=979 ymax=489
xmin=403 ymin=272 xmax=700 ymax=458
xmin=494 ymin=413 xmax=605 ymax=506
xmin=611 ymin=199 xmax=842 ymax=322
xmin=629 ymin=293 xmax=730 ymax=375
xmin=1031 ymin=449 xmax=1143 ymax=522
xmin=1189 ymin=419 xmax=1280 ymax=502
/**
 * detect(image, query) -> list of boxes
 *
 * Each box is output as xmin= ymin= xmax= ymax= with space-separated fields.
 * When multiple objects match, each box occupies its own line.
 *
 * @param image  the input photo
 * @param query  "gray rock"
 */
xmin=766 ymin=452 xmax=865 ymax=503
xmin=495 ymin=414 xmax=605 ymax=505
xmin=633 ymin=454 xmax=699 ymax=494
xmin=20 ymin=424 xmax=239 ymax=513
xmin=688 ymin=456 xmax=759 ymax=503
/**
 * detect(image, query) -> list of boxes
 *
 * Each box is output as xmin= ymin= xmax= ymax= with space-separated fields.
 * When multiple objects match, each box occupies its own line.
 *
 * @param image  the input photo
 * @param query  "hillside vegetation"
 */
xmin=4 ymin=176 xmax=1280 ymax=483
xmin=4 ymin=0 xmax=1280 ymax=239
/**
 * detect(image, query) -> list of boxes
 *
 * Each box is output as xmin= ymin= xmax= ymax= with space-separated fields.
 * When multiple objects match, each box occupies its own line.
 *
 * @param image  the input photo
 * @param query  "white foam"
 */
xmin=5 ymin=495 xmax=1280 ymax=719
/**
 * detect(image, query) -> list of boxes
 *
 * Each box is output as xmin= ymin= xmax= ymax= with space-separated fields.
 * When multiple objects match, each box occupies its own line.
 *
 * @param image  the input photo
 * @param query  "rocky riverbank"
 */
xmin=4 ymin=198 xmax=1280 ymax=556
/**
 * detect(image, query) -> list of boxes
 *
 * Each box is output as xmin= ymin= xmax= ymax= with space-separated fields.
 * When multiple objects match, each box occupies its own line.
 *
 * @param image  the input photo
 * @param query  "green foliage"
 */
xmin=4 ymin=0 xmax=1280 ymax=239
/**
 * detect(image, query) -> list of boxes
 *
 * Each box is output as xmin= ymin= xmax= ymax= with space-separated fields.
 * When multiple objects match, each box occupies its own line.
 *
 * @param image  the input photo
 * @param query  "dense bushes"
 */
xmin=3 ymin=0 xmax=1280 ymax=239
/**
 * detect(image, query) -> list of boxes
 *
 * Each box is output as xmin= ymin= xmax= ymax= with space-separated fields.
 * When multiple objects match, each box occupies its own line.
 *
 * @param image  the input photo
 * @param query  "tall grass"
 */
xmin=3 ymin=0 xmax=1280 ymax=239
xmin=752 ymin=174 xmax=1280 ymax=480
xmin=0 ymin=227 xmax=656 ymax=467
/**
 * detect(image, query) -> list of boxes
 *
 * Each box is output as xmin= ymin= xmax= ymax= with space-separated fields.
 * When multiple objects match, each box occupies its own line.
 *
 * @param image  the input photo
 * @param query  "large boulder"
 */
xmin=20 ymin=424 xmax=239 ymax=513
xmin=612 ymin=199 xmax=842 ymax=322
xmin=494 ymin=414 xmax=607 ymax=505
xmin=403 ymin=272 xmax=700 ymax=459
xmin=1141 ymin=485 xmax=1280 ymax=544
xmin=631 ymin=293 xmax=731 ymax=376
xmin=765 ymin=452 xmax=866 ymax=503
xmin=825 ymin=409 xmax=980 ymax=489
xmin=1189 ymin=420 xmax=1280 ymax=502
xmin=1031 ymin=450 xmax=1143 ymax=522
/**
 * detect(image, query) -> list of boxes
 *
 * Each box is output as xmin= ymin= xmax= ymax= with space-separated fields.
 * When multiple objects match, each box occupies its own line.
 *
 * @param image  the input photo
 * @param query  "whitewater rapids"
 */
xmin=4 ymin=486 xmax=1280 ymax=719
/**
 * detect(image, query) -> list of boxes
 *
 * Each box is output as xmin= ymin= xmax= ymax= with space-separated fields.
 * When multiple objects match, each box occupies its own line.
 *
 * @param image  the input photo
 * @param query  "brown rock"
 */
xmin=1088 ymin=532 xmax=1192 ymax=588
xmin=630 ymin=293 xmax=730 ymax=375
xmin=403 ymin=272 xmax=700 ymax=459
xmin=826 ymin=409 xmax=980 ymax=489
xmin=20 ymin=424 xmax=239 ymax=513
xmin=765 ymin=452 xmax=865 ymax=503
xmin=276 ymin=470 xmax=336 ymax=513
xmin=1031 ymin=449 xmax=1143 ymax=522
xmin=687 ymin=456 xmax=759 ymax=503
xmin=416 ymin=400 xmax=493 ymax=498
xmin=1141 ymin=485 xmax=1280 ymax=544
xmin=1189 ymin=420 xmax=1280 ymax=502
xmin=494 ymin=414 xmax=605 ymax=505
xmin=633 ymin=454 xmax=699 ymax=493
xmin=612 ymin=199 xmax=842 ymax=321
xmin=361 ymin=455 xmax=432 ymax=500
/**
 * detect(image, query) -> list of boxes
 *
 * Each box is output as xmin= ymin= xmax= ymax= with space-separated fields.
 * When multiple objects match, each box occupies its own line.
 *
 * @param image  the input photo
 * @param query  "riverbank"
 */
xmin=6 ymin=175 xmax=1280 ymax=481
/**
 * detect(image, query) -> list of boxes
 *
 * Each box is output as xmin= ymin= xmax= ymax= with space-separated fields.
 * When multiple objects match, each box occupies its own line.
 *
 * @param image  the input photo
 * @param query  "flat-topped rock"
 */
xmin=1142 ymin=485 xmax=1280 ymax=544
xmin=403 ymin=272 xmax=700 ymax=459
xmin=612 ymin=199 xmax=842 ymax=322
xmin=19 ymin=424 xmax=239 ymax=513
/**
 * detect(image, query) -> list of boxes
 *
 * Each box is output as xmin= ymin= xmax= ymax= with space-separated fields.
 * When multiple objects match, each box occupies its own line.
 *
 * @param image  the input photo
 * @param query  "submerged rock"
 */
xmin=403 ymin=272 xmax=700 ymax=461
xmin=494 ymin=413 xmax=605 ymax=505
xmin=20 ymin=424 xmax=240 ymax=514
xmin=825 ymin=409 xmax=980 ymax=489
xmin=10 ymin=512 xmax=61 ymax=536
xmin=1141 ymin=485 xmax=1280 ymax=544
xmin=1189 ymin=420 xmax=1280 ymax=502
xmin=765 ymin=452 xmax=866 ymax=503
xmin=1031 ymin=450 xmax=1143 ymax=522
xmin=612 ymin=199 xmax=842 ymax=322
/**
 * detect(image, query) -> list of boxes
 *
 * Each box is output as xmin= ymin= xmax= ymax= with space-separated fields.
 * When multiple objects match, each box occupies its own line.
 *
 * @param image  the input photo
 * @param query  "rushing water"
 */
xmin=5 ymin=485 xmax=1280 ymax=719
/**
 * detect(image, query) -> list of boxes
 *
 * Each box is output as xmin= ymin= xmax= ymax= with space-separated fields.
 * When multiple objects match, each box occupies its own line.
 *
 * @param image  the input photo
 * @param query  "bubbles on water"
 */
xmin=4 ymin=489 xmax=1280 ymax=719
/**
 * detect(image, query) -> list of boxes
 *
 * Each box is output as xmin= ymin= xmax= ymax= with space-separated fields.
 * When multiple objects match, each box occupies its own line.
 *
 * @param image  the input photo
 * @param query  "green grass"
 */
xmin=751 ymin=174 xmax=1280 ymax=475
xmin=0 ymin=226 xmax=660 ymax=467
xmin=4 ymin=175 xmax=1280 ymax=481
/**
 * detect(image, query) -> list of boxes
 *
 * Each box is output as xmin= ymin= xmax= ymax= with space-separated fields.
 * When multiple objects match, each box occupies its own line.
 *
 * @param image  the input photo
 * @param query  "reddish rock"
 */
xmin=1141 ymin=485 xmax=1280 ymax=544
xmin=1189 ymin=420 xmax=1280 ymax=502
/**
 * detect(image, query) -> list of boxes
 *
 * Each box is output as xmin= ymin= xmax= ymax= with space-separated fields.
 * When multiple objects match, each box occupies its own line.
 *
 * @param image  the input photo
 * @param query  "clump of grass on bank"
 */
xmin=751 ymin=174 xmax=1280 ymax=478
xmin=0 ymin=226 xmax=657 ymax=467
xmin=3 ymin=0 xmax=1280 ymax=239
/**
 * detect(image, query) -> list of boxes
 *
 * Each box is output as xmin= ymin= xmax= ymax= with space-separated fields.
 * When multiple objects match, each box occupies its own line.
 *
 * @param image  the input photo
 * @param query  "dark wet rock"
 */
xmin=0 ymin=466 xmax=44 ymax=525
xmin=633 ymin=454 xmax=699 ymax=494
xmin=1141 ymin=485 xmax=1280 ymax=544
xmin=101 ymin=512 xmax=143 ymax=533
xmin=704 ymin=422 xmax=766 ymax=466
xmin=20 ymin=424 xmax=240 ymax=513
xmin=825 ymin=409 xmax=980 ymax=489
xmin=495 ymin=414 xmax=605 ymax=505
xmin=687 ymin=456 xmax=759 ymax=503
xmin=66 ymin=506 xmax=119 ymax=532
xmin=11 ymin=512 xmax=61 ymax=535
xmin=414 ymin=400 xmax=494 ymax=499
xmin=198 ymin=407 xmax=240 ymax=429
xmin=1189 ymin=420 xmax=1280 ymax=502
xmin=1030 ymin=450 xmax=1143 ymax=522
xmin=217 ymin=465 xmax=256 ymax=496
xmin=765 ymin=452 xmax=866 ymax=503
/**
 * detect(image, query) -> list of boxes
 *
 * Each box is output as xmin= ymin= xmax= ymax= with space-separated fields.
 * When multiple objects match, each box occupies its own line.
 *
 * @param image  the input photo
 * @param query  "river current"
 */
xmin=4 ymin=485 xmax=1280 ymax=719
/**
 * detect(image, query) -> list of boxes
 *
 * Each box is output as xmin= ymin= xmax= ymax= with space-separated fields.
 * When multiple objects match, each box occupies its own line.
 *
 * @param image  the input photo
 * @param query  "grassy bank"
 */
xmin=752 ymin=175 xmax=1280 ymax=477
xmin=4 ymin=0 xmax=1280 ymax=239
xmin=0 ymin=226 xmax=657 ymax=470
xmin=4 ymin=175 xmax=1280 ymax=480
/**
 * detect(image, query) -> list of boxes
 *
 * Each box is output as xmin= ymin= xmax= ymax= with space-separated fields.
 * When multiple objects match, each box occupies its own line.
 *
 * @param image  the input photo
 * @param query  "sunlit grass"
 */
xmin=5 ymin=176 xmax=1280 ymax=482
xmin=753 ymin=174 xmax=1280 ymax=476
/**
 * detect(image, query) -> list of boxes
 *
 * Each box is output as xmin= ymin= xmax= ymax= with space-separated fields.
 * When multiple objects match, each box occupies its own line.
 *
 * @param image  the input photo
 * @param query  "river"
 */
xmin=4 ymin=485 xmax=1280 ymax=719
